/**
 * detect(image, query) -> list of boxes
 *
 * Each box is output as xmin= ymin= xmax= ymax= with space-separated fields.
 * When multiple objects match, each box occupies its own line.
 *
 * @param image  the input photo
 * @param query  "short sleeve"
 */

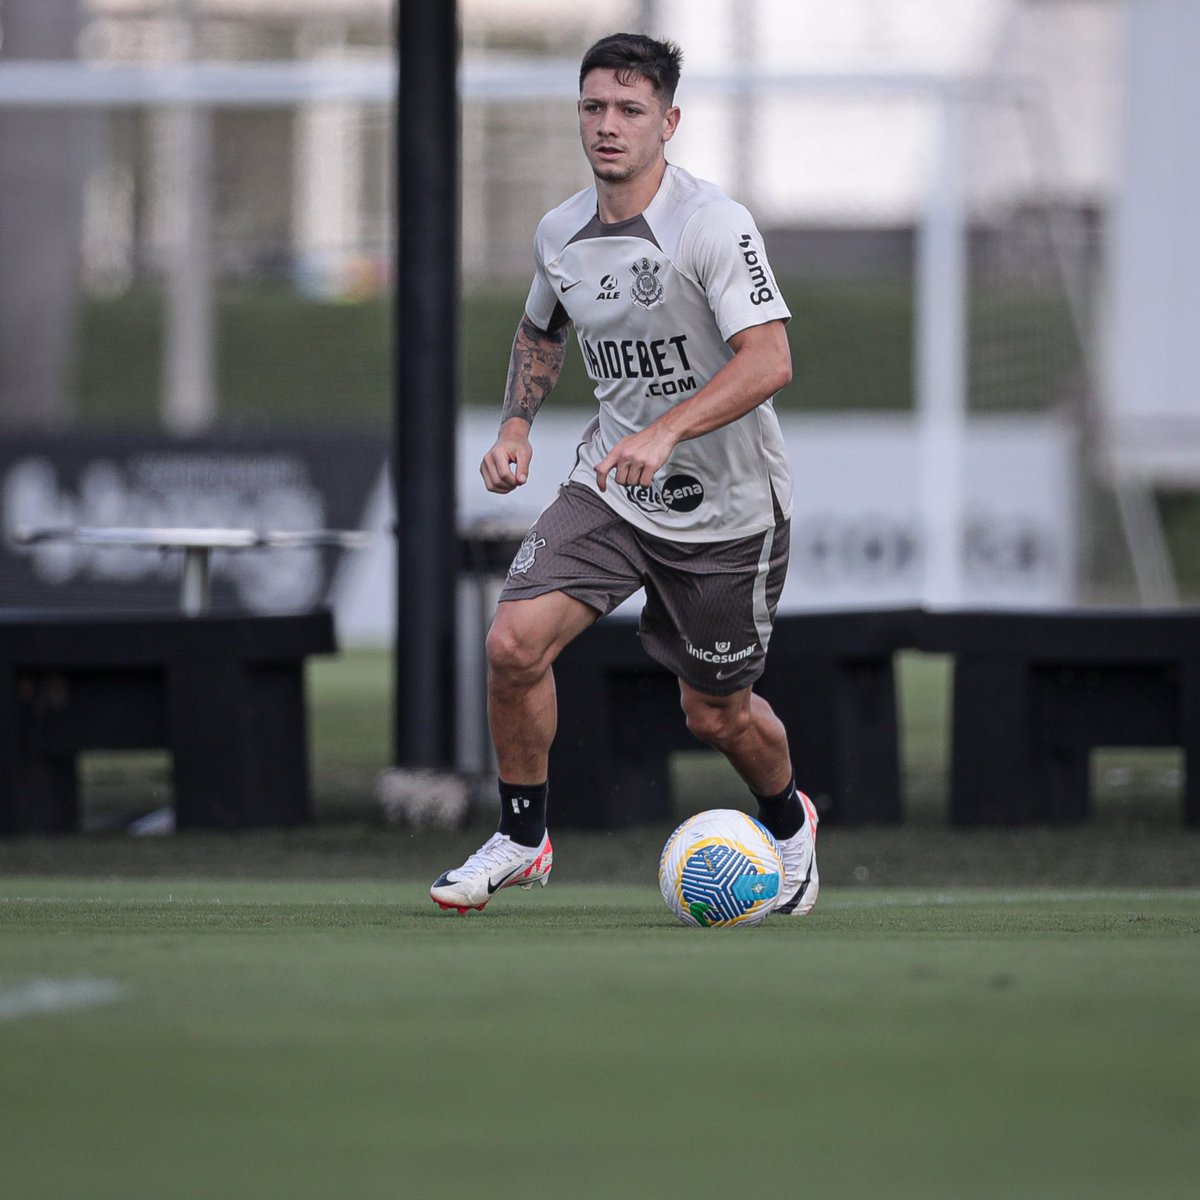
xmin=523 ymin=219 xmax=561 ymax=332
xmin=681 ymin=204 xmax=791 ymax=342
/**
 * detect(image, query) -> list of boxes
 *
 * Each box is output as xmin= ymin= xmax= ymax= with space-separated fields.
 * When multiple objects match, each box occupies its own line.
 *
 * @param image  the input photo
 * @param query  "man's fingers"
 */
xmin=508 ymin=444 xmax=532 ymax=486
xmin=595 ymin=449 xmax=617 ymax=492
xmin=481 ymin=443 xmax=531 ymax=493
xmin=479 ymin=452 xmax=506 ymax=492
xmin=596 ymin=427 xmax=672 ymax=493
xmin=598 ymin=454 xmax=659 ymax=492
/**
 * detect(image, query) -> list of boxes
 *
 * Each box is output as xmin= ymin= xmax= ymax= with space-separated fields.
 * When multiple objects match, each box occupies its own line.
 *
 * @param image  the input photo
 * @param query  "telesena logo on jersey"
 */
xmin=524 ymin=164 xmax=793 ymax=543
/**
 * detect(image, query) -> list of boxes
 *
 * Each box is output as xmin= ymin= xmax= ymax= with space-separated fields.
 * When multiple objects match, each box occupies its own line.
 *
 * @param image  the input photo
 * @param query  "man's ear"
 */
xmin=662 ymin=105 xmax=681 ymax=144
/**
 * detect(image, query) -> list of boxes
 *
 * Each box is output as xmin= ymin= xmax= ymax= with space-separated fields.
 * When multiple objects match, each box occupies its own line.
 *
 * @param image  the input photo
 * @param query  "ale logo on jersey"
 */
xmin=624 ymin=473 xmax=705 ymax=514
xmin=630 ymin=257 xmax=664 ymax=309
xmin=597 ymin=273 xmax=621 ymax=301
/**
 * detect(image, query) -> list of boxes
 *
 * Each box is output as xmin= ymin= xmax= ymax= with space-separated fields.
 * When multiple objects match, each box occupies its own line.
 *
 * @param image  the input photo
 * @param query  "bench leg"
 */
xmin=764 ymin=657 xmax=904 ymax=826
xmin=833 ymin=658 xmax=904 ymax=824
xmin=1 ymin=756 xmax=79 ymax=835
xmin=169 ymin=658 xmax=312 ymax=830
xmin=550 ymin=666 xmax=677 ymax=829
xmin=1033 ymin=669 xmax=1093 ymax=824
xmin=1184 ymin=661 xmax=1200 ymax=829
xmin=0 ymin=665 xmax=81 ymax=836
xmin=949 ymin=657 xmax=1039 ymax=825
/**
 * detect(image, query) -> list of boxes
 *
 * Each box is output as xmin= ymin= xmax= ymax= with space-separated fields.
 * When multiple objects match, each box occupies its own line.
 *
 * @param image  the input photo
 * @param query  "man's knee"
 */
xmin=681 ymin=690 xmax=753 ymax=748
xmin=486 ymin=613 xmax=548 ymax=683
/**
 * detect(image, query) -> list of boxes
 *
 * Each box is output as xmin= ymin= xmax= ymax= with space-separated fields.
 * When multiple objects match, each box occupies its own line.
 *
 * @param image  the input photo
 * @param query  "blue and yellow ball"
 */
xmin=658 ymin=809 xmax=783 ymax=927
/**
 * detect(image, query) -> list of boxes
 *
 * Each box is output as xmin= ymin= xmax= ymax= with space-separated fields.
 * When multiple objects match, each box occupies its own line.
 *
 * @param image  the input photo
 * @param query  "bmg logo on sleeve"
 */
xmin=738 ymin=234 xmax=776 ymax=306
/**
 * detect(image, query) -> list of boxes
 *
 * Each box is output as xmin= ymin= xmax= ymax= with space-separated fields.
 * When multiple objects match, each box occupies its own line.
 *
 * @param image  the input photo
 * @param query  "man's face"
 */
xmin=578 ymin=68 xmax=679 ymax=186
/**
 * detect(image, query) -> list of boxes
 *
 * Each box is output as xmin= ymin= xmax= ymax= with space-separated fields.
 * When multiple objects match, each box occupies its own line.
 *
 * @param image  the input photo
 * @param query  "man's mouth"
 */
xmin=594 ymin=144 xmax=622 ymax=158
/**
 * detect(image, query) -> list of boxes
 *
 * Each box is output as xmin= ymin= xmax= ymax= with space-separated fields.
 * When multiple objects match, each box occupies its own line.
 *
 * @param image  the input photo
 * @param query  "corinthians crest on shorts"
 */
xmin=629 ymin=256 xmax=664 ymax=309
xmin=508 ymin=529 xmax=547 ymax=577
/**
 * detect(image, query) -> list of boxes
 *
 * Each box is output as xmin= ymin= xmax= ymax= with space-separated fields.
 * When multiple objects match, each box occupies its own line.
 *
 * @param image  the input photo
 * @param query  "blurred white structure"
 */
xmin=1 ymin=0 xmax=1192 ymax=604
xmin=29 ymin=0 xmax=1118 ymax=279
xmin=1106 ymin=0 xmax=1200 ymax=487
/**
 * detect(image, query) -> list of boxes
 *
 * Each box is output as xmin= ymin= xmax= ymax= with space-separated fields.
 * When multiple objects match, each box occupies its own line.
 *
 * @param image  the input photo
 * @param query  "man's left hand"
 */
xmin=595 ymin=424 xmax=678 ymax=492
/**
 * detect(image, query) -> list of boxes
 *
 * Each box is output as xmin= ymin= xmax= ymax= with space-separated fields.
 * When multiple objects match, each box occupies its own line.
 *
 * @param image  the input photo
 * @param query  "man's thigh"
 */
xmin=638 ymin=515 xmax=790 ymax=696
xmin=489 ymin=588 xmax=598 ymax=670
xmin=499 ymin=482 xmax=646 ymax=616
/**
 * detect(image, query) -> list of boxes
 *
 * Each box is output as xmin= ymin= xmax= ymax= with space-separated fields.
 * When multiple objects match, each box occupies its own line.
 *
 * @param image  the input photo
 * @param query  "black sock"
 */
xmin=497 ymin=779 xmax=548 ymax=848
xmin=752 ymin=778 xmax=804 ymax=840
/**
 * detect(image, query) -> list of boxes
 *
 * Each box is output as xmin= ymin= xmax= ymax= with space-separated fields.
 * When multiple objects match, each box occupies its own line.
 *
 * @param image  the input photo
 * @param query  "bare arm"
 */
xmin=595 ymin=318 xmax=792 ymax=491
xmin=481 ymin=315 xmax=569 ymax=493
xmin=500 ymin=315 xmax=569 ymax=426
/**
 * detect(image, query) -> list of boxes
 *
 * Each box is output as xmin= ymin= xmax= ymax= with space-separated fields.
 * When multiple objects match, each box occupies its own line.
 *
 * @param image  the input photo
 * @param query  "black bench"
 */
xmin=0 ymin=610 xmax=336 ymax=836
xmin=917 ymin=609 xmax=1200 ymax=826
xmin=548 ymin=609 xmax=920 ymax=828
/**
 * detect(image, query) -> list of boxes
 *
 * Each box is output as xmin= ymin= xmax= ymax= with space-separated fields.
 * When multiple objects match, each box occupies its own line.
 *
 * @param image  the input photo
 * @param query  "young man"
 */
xmin=431 ymin=32 xmax=818 ymax=917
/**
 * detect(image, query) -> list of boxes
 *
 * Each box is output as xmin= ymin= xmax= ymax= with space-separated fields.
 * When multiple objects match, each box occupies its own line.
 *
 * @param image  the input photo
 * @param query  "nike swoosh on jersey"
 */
xmin=559 ymin=279 xmax=582 ymax=292
xmin=486 ymin=864 xmax=525 ymax=894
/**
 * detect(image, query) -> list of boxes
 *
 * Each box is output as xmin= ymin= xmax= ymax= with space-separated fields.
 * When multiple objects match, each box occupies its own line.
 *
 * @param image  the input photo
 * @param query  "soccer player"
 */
xmin=431 ymin=32 xmax=818 ymax=917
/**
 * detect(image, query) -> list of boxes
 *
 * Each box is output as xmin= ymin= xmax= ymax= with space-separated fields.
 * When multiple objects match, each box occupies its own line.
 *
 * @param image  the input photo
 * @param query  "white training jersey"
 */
xmin=524 ymin=163 xmax=793 ymax=542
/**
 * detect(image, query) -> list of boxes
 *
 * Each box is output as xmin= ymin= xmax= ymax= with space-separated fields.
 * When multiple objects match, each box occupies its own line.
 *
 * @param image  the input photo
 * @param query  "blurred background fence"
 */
xmin=3 ymin=0 xmax=1194 ymax=632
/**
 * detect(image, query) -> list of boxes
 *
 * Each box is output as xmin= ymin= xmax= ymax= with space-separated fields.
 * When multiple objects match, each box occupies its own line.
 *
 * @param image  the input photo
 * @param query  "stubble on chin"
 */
xmin=587 ymin=153 xmax=634 ymax=184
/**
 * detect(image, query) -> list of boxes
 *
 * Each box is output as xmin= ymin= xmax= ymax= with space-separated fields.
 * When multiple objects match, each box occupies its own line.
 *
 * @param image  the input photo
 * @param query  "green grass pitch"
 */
xmin=3 ymin=876 xmax=1198 ymax=1200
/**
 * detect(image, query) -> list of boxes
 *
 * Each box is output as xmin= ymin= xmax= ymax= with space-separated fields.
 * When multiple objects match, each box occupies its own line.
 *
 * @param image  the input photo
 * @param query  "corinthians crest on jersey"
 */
xmin=629 ymin=257 xmax=664 ymax=309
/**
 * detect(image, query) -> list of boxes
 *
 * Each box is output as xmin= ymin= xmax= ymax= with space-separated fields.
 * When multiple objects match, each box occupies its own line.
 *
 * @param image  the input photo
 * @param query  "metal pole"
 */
xmin=730 ymin=0 xmax=758 ymax=212
xmin=0 ymin=0 xmax=83 ymax=430
xmin=162 ymin=0 xmax=217 ymax=434
xmin=915 ymin=88 xmax=968 ymax=609
xmin=180 ymin=546 xmax=212 ymax=617
xmin=393 ymin=0 xmax=459 ymax=768
xmin=635 ymin=0 xmax=662 ymax=35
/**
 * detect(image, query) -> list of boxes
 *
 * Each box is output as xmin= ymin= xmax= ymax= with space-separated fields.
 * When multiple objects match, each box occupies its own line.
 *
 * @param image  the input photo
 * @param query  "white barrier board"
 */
xmin=333 ymin=410 xmax=1079 ymax=645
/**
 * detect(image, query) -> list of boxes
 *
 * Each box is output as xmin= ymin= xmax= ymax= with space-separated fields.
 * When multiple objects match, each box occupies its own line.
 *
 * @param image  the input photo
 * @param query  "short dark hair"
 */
xmin=579 ymin=33 xmax=683 ymax=105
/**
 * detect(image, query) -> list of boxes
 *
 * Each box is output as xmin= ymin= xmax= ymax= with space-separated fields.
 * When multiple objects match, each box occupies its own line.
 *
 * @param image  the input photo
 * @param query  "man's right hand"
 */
xmin=480 ymin=418 xmax=533 ymax=492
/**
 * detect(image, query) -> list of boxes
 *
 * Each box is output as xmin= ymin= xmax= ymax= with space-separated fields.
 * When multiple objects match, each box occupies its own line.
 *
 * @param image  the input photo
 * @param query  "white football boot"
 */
xmin=773 ymin=790 xmax=819 ymax=916
xmin=430 ymin=831 xmax=553 ymax=914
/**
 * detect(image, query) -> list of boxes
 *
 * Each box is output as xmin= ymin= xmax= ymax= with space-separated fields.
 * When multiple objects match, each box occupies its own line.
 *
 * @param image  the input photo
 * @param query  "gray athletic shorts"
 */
xmin=500 ymin=482 xmax=790 ymax=696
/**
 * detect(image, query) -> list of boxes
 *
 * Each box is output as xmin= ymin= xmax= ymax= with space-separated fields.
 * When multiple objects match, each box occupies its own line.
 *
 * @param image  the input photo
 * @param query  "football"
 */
xmin=658 ymin=808 xmax=784 ymax=927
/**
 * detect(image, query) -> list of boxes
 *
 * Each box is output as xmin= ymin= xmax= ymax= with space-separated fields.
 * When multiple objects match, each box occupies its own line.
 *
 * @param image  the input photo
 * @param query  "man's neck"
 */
xmin=595 ymin=159 xmax=668 ymax=224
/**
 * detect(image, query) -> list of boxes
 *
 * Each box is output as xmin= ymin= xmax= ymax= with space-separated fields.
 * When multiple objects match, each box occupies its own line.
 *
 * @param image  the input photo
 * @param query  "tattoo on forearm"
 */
xmin=500 ymin=316 xmax=568 ymax=426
